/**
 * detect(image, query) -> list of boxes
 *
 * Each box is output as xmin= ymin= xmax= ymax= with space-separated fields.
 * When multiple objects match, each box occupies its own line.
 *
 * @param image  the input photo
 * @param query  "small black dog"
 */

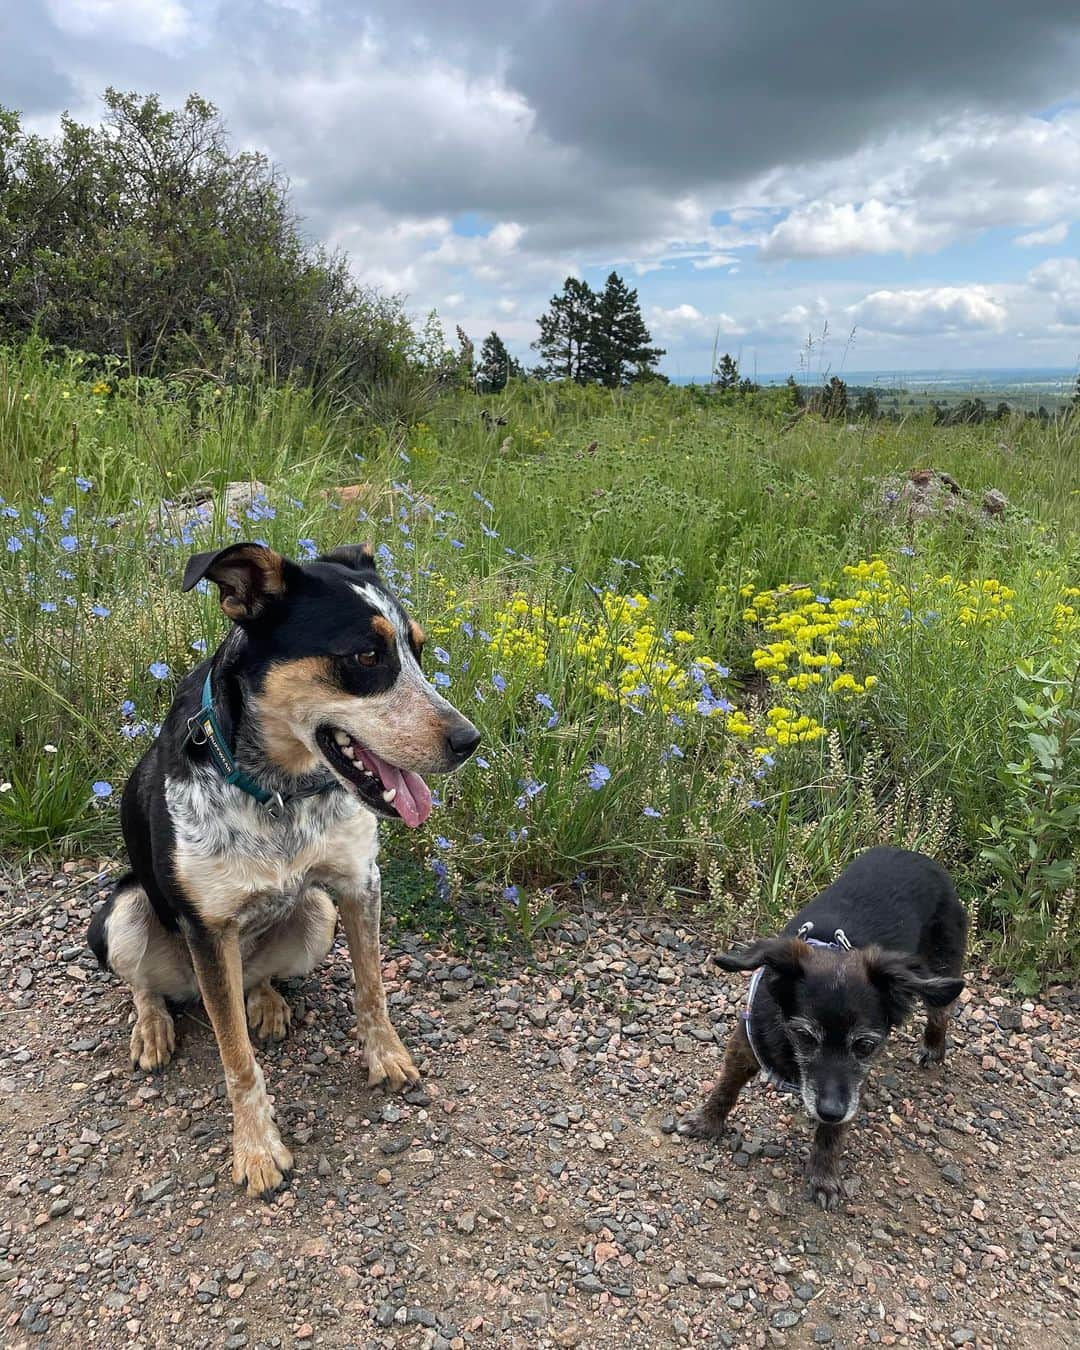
xmin=681 ymin=847 xmax=967 ymax=1209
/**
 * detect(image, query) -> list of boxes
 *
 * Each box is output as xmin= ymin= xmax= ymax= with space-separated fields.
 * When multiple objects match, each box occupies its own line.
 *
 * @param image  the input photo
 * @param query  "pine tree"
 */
xmin=854 ymin=388 xmax=880 ymax=420
xmin=714 ymin=353 xmax=740 ymax=390
xmin=785 ymin=374 xmax=804 ymax=408
xmin=533 ymin=278 xmax=597 ymax=382
xmin=477 ymin=330 xmax=514 ymax=392
xmin=588 ymin=272 xmax=665 ymax=386
xmin=819 ymin=376 xmax=848 ymax=420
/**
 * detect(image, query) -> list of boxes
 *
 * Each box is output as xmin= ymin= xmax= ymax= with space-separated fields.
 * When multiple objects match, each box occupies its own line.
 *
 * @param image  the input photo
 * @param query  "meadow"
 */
xmin=1 ymin=340 xmax=1078 ymax=986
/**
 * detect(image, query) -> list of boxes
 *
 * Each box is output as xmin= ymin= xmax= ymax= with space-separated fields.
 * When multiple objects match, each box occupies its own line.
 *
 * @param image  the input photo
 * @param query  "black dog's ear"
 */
xmin=182 ymin=542 xmax=294 ymax=622
xmin=864 ymin=948 xmax=964 ymax=1026
xmin=318 ymin=542 xmax=377 ymax=574
xmin=715 ymin=937 xmax=809 ymax=979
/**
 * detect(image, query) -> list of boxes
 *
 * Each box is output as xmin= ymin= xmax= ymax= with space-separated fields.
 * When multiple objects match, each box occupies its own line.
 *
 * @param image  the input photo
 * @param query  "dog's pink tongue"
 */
xmin=359 ymin=747 xmax=432 ymax=829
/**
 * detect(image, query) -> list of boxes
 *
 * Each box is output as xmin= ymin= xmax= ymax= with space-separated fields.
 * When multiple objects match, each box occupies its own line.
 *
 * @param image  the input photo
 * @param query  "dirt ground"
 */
xmin=1 ymin=860 xmax=1078 ymax=1349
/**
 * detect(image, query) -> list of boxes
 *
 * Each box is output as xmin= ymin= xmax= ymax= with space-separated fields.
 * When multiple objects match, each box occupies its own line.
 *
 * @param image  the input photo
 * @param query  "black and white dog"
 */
xmin=681 ymin=848 xmax=968 ymax=1209
xmin=88 ymin=541 xmax=479 ymax=1197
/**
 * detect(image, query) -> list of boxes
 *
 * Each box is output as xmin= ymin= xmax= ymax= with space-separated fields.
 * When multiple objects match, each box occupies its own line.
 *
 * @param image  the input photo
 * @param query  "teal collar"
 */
xmin=187 ymin=669 xmax=338 ymax=818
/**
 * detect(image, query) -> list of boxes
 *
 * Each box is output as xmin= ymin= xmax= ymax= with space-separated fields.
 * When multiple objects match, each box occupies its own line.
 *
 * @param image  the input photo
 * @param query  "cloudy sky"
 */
xmin=8 ymin=0 xmax=1080 ymax=376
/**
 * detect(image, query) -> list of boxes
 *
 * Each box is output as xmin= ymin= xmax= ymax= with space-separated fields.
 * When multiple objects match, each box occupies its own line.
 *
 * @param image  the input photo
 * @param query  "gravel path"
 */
xmin=1 ymin=860 xmax=1078 ymax=1349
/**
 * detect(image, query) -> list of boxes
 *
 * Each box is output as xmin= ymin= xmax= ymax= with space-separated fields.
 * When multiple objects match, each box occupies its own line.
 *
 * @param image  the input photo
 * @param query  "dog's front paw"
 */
xmin=246 ymin=984 xmax=292 ymax=1041
xmin=916 ymin=1043 xmax=946 ymax=1068
xmin=806 ymin=1169 xmax=843 ymax=1211
xmin=232 ymin=1125 xmax=293 ymax=1199
xmin=360 ymin=1024 xmax=420 ymax=1091
xmin=130 ymin=1004 xmax=175 ymax=1072
xmin=678 ymin=1109 xmax=728 ymax=1142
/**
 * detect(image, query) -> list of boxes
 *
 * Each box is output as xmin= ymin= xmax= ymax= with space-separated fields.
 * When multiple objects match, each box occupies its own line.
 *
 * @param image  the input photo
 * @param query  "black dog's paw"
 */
xmin=677 ymin=1110 xmax=727 ymax=1142
xmin=806 ymin=1170 xmax=843 ymax=1211
xmin=916 ymin=1044 xmax=946 ymax=1068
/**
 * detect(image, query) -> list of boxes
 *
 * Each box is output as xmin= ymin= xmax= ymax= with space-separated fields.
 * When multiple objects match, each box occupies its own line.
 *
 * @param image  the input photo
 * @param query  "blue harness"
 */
xmin=186 ymin=669 xmax=338 ymax=818
xmin=740 ymin=922 xmax=853 ymax=1094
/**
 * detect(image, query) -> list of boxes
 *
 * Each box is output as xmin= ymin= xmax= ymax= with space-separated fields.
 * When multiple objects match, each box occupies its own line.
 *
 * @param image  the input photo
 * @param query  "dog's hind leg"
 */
xmin=89 ymin=878 xmax=197 ymax=1071
xmin=679 ymin=1018 xmax=759 ymax=1141
xmin=242 ymin=886 xmax=337 ymax=1041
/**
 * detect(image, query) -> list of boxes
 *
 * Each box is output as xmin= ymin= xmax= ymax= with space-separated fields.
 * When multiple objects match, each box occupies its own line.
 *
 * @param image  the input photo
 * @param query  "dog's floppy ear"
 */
xmin=318 ymin=542 xmax=378 ymax=574
xmin=715 ymin=937 xmax=809 ymax=979
xmin=182 ymin=542 xmax=293 ymax=622
xmin=864 ymin=948 xmax=964 ymax=1026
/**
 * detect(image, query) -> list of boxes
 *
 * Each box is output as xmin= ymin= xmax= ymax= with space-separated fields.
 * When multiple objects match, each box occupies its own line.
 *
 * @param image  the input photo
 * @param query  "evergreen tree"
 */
xmin=1072 ymin=373 xmax=1080 ymax=408
xmin=715 ymin=353 xmax=740 ymax=390
xmin=819 ymin=376 xmax=848 ymax=420
xmin=587 ymin=272 xmax=665 ymax=386
xmin=533 ymin=278 xmax=596 ymax=382
xmin=854 ymin=388 xmax=880 ymax=420
xmin=477 ymin=330 xmax=515 ymax=392
xmin=785 ymin=374 xmax=804 ymax=408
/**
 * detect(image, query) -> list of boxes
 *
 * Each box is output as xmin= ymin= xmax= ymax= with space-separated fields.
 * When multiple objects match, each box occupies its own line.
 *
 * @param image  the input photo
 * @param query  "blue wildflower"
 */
xmin=535 ymin=693 xmax=555 ymax=711
xmin=479 ymin=522 xmax=498 ymax=539
xmin=149 ymin=661 xmax=169 ymax=680
xmin=297 ymin=538 xmax=318 ymax=560
xmin=75 ymin=476 xmax=93 ymax=492
xmin=59 ymin=534 xmax=78 ymax=553
xmin=502 ymin=885 xmax=520 ymax=902
xmin=545 ymin=713 xmax=559 ymax=729
xmin=749 ymin=799 xmax=765 ymax=809
xmin=586 ymin=762 xmax=611 ymax=790
xmin=432 ymin=671 xmax=451 ymax=688
xmin=191 ymin=638 xmax=207 ymax=653
xmin=92 ymin=781 xmax=113 ymax=798
xmin=475 ymin=756 xmax=490 ymax=769
xmin=40 ymin=601 xmax=57 ymax=612
xmin=433 ymin=646 xmax=450 ymax=664
xmin=492 ymin=673 xmax=506 ymax=693
xmin=450 ymin=539 xmax=464 ymax=549
xmin=121 ymin=700 xmax=136 ymax=717
xmin=60 ymin=507 xmax=76 ymax=529
xmin=90 ymin=604 xmax=110 ymax=617
xmin=643 ymin=806 xmax=662 ymax=818
xmin=435 ymin=835 xmax=452 ymax=849
xmin=899 ymin=546 xmax=916 ymax=557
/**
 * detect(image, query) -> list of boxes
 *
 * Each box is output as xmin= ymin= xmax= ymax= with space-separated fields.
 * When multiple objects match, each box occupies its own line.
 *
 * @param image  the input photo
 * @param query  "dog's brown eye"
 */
xmin=353 ymin=650 xmax=378 ymax=668
xmin=853 ymin=1037 xmax=879 ymax=1058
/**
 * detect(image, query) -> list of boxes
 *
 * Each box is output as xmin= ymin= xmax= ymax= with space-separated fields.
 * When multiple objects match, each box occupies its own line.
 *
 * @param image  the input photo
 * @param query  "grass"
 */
xmin=1 ymin=339 xmax=1078 ymax=982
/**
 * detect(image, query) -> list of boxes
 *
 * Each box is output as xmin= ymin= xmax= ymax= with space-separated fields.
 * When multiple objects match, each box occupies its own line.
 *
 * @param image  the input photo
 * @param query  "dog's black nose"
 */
xmin=446 ymin=721 xmax=481 ymax=763
xmin=816 ymin=1098 xmax=847 ymax=1124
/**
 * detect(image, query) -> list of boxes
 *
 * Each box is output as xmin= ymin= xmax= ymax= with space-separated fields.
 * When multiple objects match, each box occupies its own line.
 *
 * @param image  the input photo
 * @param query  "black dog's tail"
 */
xmin=87 ymin=871 xmax=135 ymax=970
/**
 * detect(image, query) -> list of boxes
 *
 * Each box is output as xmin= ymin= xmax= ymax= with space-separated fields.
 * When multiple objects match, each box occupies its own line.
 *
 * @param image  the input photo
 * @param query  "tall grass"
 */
xmin=1 ymin=341 xmax=1078 ymax=980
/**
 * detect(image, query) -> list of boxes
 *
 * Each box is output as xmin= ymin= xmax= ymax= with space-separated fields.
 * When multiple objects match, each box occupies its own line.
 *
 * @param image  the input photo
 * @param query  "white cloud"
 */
xmin=647 ymin=304 xmax=744 ymax=346
xmin=1015 ymin=222 xmax=1069 ymax=247
xmin=760 ymin=200 xmax=951 ymax=260
xmin=849 ymin=286 xmax=1007 ymax=334
xmin=45 ymin=0 xmax=192 ymax=46
xmin=1027 ymin=257 xmax=1080 ymax=325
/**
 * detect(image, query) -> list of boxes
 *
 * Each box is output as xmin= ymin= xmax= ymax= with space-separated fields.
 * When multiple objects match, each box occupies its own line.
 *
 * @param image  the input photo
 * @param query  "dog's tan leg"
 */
xmin=188 ymin=923 xmax=292 ymax=1197
xmin=334 ymin=863 xmax=419 ymax=1091
xmin=130 ymin=989 xmax=176 ymax=1071
xmin=806 ymin=1121 xmax=848 ymax=1210
xmin=246 ymin=980 xmax=292 ymax=1040
xmin=680 ymin=1018 xmax=759 ymax=1141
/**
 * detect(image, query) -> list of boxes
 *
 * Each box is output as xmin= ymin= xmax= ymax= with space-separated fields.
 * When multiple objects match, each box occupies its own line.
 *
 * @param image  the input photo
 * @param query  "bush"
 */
xmin=0 ymin=91 xmax=414 ymax=395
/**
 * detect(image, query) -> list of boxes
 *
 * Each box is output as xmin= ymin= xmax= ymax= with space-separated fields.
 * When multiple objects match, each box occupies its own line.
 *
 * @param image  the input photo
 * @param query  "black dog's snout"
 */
xmin=445 ymin=720 xmax=481 ymax=763
xmin=816 ymin=1093 xmax=848 ymax=1124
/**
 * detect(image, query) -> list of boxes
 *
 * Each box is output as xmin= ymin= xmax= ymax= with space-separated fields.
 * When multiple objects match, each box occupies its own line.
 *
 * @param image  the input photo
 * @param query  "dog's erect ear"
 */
xmin=715 ymin=937 xmax=809 ymax=980
xmin=182 ymin=542 xmax=293 ymax=622
xmin=864 ymin=948 xmax=964 ymax=1026
xmin=318 ymin=542 xmax=377 ymax=574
